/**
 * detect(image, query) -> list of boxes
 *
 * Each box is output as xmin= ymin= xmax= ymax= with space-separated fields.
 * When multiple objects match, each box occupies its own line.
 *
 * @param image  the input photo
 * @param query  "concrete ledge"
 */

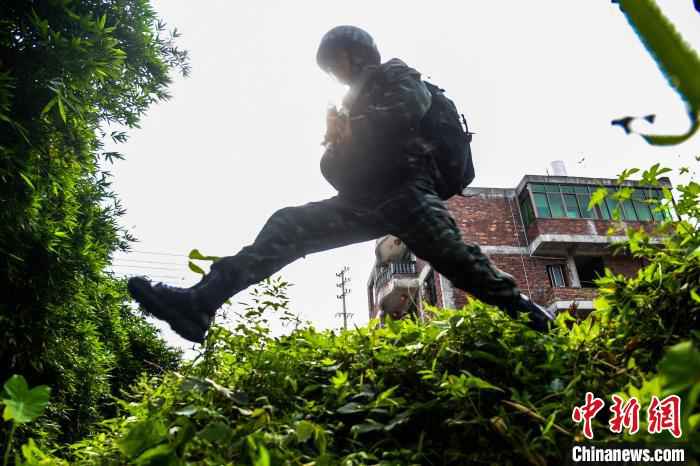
xmin=460 ymin=187 xmax=515 ymax=198
xmin=529 ymin=233 xmax=663 ymax=255
xmin=514 ymin=175 xmax=673 ymax=197
xmin=546 ymin=300 xmax=595 ymax=314
xmin=480 ymin=245 xmax=530 ymax=255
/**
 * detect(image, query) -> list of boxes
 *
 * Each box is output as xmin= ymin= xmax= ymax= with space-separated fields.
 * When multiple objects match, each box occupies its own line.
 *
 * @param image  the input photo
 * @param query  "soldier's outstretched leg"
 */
xmin=128 ymin=195 xmax=386 ymax=342
xmin=379 ymin=159 xmax=553 ymax=331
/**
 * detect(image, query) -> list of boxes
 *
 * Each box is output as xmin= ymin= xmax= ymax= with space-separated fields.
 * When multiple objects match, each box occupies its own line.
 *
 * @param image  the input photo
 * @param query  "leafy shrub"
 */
xmin=0 ymin=1 xmax=187 ymax=444
xmin=1 ymin=375 xmax=51 ymax=466
xmin=43 ymin=243 xmax=698 ymax=465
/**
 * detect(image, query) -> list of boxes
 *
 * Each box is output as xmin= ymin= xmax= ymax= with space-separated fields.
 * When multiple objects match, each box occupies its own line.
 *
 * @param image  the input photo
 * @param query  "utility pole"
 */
xmin=335 ymin=266 xmax=352 ymax=330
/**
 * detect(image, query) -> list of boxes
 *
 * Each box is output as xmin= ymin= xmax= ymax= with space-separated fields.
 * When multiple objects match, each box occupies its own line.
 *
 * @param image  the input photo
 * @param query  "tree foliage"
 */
xmin=0 ymin=0 xmax=187 ymax=443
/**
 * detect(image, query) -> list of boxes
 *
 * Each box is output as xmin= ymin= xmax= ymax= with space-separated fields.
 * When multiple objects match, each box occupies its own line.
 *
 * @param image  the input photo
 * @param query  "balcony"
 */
xmin=515 ymin=176 xmax=671 ymax=256
xmin=375 ymin=261 xmax=417 ymax=289
xmin=374 ymin=261 xmax=419 ymax=316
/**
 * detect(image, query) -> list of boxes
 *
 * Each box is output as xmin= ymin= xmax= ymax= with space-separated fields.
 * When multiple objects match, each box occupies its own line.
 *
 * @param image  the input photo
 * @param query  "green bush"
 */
xmin=0 ymin=1 xmax=187 ymax=444
xmin=42 ymin=158 xmax=699 ymax=463
xmin=46 ymin=229 xmax=699 ymax=464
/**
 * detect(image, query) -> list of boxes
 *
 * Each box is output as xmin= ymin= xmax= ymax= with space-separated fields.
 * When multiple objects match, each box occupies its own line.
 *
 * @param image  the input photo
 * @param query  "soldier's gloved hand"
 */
xmin=323 ymin=106 xmax=340 ymax=146
xmin=502 ymin=294 xmax=555 ymax=332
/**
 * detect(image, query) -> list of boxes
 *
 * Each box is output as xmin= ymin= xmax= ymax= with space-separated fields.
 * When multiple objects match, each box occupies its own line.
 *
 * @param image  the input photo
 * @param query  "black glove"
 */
xmin=502 ymin=294 xmax=555 ymax=332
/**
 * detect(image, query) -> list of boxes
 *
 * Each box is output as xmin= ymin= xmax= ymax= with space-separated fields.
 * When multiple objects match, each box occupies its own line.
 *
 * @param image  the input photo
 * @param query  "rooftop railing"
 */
xmin=375 ymin=260 xmax=417 ymax=290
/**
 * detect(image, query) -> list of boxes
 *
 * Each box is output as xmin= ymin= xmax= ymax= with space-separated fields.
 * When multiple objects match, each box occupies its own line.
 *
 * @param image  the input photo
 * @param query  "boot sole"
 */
xmin=127 ymin=277 xmax=208 ymax=343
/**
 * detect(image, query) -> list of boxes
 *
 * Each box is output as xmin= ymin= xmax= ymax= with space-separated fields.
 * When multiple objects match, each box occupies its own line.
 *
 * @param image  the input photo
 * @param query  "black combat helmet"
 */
xmin=316 ymin=26 xmax=381 ymax=75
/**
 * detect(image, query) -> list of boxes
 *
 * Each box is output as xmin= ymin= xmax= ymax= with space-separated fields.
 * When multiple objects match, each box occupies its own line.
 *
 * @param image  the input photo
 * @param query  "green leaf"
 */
xmin=331 ymin=370 xmax=348 ymax=389
xmin=615 ymin=0 xmax=700 ymax=145
xmin=337 ymin=402 xmax=365 ymax=414
xmin=19 ymin=173 xmax=35 ymax=191
xmin=246 ymin=438 xmax=270 ymax=466
xmin=133 ymin=443 xmax=176 ymax=465
xmin=174 ymin=405 xmax=199 ymax=417
xmin=56 ymin=96 xmax=66 ymax=123
xmin=188 ymin=261 xmax=205 ymax=275
xmin=690 ymin=288 xmax=700 ymax=304
xmin=198 ymin=421 xmax=233 ymax=443
xmin=117 ymin=418 xmax=167 ymax=458
xmin=658 ymin=341 xmax=700 ymax=393
xmin=188 ymin=248 xmax=220 ymax=261
xmin=296 ymin=420 xmax=315 ymax=443
xmin=350 ymin=419 xmax=384 ymax=435
xmin=1 ymin=375 xmax=50 ymax=424
xmin=40 ymin=96 xmax=57 ymax=115
xmin=463 ymin=374 xmax=504 ymax=392
xmin=589 ymin=187 xmax=608 ymax=209
xmin=617 ymin=169 xmax=639 ymax=184
xmin=542 ymin=411 xmax=558 ymax=435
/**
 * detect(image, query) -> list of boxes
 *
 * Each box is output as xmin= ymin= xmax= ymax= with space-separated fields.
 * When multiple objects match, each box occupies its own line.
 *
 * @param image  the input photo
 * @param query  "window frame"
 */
xmin=522 ymin=183 xmax=669 ymax=223
xmin=546 ymin=264 xmax=567 ymax=288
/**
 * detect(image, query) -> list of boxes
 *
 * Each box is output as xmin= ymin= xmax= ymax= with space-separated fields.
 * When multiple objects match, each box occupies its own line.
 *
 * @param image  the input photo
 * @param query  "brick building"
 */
xmin=366 ymin=171 xmax=672 ymax=321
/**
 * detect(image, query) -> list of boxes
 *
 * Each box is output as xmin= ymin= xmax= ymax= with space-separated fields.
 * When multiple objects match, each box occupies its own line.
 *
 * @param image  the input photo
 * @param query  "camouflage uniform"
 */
xmin=211 ymin=58 xmax=521 ymax=310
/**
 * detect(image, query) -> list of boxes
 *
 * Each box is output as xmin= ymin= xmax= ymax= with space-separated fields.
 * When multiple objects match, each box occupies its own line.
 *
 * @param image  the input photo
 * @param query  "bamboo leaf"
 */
xmin=615 ymin=0 xmax=700 ymax=145
xmin=188 ymin=261 xmax=205 ymax=275
xmin=57 ymin=96 xmax=66 ymax=123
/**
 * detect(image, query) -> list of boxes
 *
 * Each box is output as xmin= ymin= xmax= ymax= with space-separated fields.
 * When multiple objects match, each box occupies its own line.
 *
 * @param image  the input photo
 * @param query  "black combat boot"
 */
xmin=127 ymin=268 xmax=234 ymax=343
xmin=502 ymin=294 xmax=556 ymax=332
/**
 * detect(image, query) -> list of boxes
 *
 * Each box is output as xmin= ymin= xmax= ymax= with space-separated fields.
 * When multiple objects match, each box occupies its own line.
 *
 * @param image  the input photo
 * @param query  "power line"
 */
xmin=111 ymin=263 xmax=189 ymax=272
xmin=110 ymin=272 xmax=188 ymax=282
xmin=112 ymin=258 xmax=185 ymax=266
xmin=122 ymin=250 xmax=189 ymax=257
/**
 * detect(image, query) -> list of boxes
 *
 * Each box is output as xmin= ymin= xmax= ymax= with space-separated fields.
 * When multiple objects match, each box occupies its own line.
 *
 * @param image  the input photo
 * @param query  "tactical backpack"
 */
xmin=420 ymin=81 xmax=475 ymax=199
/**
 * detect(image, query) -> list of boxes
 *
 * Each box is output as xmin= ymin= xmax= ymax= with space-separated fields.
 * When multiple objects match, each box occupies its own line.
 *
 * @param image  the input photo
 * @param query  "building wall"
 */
xmin=444 ymin=192 xmax=643 ymax=309
xmin=368 ymin=180 xmax=655 ymax=319
xmin=605 ymin=254 xmax=645 ymax=277
xmin=526 ymin=218 xmax=658 ymax=243
xmin=447 ymin=191 xmax=526 ymax=248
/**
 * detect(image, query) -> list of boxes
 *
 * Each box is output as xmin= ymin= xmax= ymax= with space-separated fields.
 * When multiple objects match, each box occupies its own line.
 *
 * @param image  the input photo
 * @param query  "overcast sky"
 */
xmin=108 ymin=1 xmax=700 ymax=350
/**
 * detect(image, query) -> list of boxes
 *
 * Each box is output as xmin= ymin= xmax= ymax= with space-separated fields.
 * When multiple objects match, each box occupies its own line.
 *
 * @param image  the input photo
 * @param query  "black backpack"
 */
xmin=420 ymin=81 xmax=475 ymax=199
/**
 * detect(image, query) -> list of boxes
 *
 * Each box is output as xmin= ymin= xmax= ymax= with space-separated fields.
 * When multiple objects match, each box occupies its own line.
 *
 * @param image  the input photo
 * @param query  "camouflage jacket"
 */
xmin=320 ymin=58 xmax=433 ymax=195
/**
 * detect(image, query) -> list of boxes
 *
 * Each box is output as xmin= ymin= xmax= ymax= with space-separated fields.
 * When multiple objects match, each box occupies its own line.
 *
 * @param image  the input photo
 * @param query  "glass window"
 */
xmin=520 ymin=195 xmax=535 ymax=225
xmin=598 ymin=196 xmax=611 ymax=219
xmin=647 ymin=189 xmax=670 ymax=221
xmin=651 ymin=208 xmax=666 ymax=222
xmin=526 ymin=184 xmax=670 ymax=222
xmin=621 ymin=199 xmax=638 ymax=221
xmin=563 ymin=194 xmax=580 ymax=218
xmin=534 ymin=193 xmax=551 ymax=217
xmin=633 ymin=200 xmax=653 ymax=221
xmin=547 ymin=264 xmax=566 ymax=288
xmin=578 ymin=194 xmax=597 ymax=218
xmin=606 ymin=197 xmax=621 ymax=219
xmin=548 ymin=193 xmax=566 ymax=218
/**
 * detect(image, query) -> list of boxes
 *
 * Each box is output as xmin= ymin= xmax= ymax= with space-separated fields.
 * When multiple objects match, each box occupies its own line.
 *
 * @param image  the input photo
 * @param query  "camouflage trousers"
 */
xmin=211 ymin=155 xmax=521 ymax=308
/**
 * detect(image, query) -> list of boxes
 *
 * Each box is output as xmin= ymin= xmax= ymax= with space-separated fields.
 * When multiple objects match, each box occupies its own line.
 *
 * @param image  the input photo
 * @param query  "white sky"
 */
xmin=108 ymin=1 xmax=700 ymax=350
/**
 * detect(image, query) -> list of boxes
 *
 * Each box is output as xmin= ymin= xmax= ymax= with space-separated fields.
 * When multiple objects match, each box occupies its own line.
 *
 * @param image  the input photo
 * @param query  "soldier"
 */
xmin=128 ymin=26 xmax=554 ymax=343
